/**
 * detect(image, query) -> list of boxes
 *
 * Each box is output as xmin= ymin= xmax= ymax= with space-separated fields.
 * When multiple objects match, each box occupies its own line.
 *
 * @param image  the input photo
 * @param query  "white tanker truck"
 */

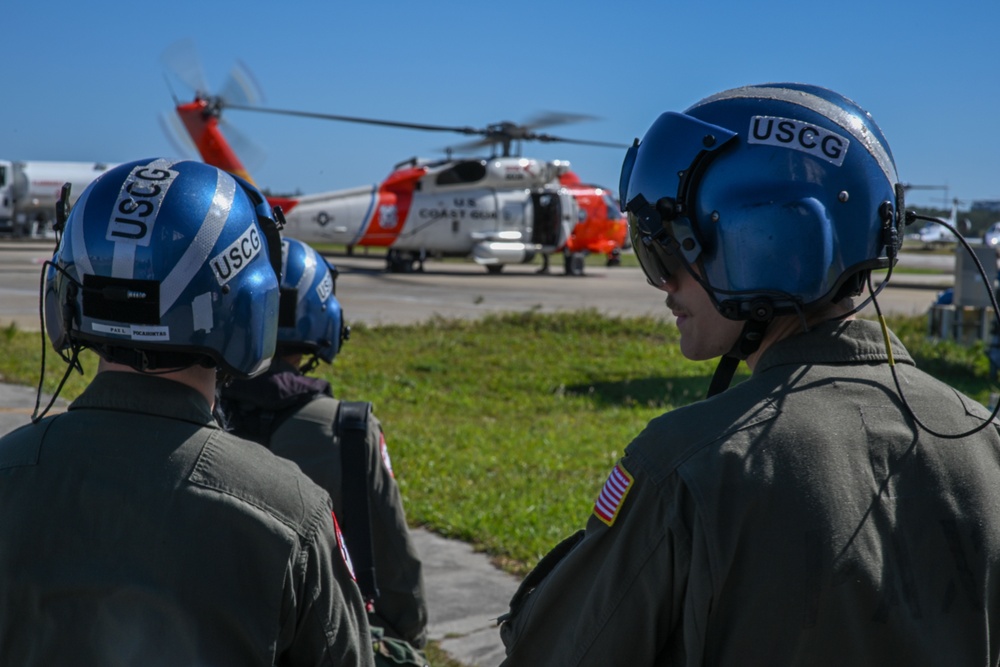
xmin=0 ymin=160 xmax=117 ymax=237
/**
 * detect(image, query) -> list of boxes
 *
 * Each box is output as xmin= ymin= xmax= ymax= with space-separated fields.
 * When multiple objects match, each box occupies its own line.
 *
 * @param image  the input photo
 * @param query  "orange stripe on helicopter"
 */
xmin=353 ymin=166 xmax=426 ymax=247
xmin=175 ymin=99 xmax=298 ymax=214
xmin=175 ymin=100 xmax=255 ymax=183
xmin=559 ymin=171 xmax=627 ymax=257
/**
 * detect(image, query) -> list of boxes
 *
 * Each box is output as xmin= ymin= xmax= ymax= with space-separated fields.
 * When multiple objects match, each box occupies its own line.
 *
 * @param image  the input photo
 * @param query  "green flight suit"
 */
xmin=220 ymin=359 xmax=429 ymax=650
xmin=500 ymin=319 xmax=1000 ymax=666
xmin=0 ymin=371 xmax=373 ymax=667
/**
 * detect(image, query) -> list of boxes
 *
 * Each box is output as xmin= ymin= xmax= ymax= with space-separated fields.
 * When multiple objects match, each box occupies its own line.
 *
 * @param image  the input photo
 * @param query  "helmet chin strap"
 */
xmin=706 ymin=319 xmax=769 ymax=398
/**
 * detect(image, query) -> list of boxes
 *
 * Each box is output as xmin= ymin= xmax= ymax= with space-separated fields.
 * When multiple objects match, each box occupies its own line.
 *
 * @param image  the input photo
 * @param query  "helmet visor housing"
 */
xmin=621 ymin=84 xmax=900 ymax=320
xmin=620 ymin=112 xmax=737 ymax=289
xmin=44 ymin=158 xmax=281 ymax=378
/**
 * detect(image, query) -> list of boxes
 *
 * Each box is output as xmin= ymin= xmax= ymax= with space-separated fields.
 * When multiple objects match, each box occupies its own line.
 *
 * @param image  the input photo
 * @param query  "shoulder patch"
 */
xmin=331 ymin=511 xmax=356 ymax=581
xmin=593 ymin=461 xmax=634 ymax=527
xmin=379 ymin=432 xmax=394 ymax=478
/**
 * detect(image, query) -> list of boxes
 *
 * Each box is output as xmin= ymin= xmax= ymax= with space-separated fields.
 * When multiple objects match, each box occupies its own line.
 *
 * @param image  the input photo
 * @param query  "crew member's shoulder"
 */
xmin=189 ymin=428 xmax=332 ymax=534
xmin=271 ymin=392 xmax=339 ymax=429
xmin=627 ymin=378 xmax=779 ymax=472
xmin=0 ymin=415 xmax=60 ymax=470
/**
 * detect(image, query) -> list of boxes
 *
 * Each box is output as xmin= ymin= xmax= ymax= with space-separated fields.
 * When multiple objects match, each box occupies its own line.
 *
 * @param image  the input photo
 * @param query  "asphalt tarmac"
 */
xmin=0 ymin=240 xmax=955 ymax=333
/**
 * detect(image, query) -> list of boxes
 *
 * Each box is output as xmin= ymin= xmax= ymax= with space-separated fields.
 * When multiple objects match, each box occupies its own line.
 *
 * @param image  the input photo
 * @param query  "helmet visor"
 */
xmin=626 ymin=195 xmax=684 ymax=287
xmin=620 ymin=112 xmax=737 ymax=287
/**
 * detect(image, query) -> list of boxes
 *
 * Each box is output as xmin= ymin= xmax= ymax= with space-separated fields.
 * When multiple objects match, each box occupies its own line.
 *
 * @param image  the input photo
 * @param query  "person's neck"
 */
xmin=745 ymin=301 xmax=855 ymax=371
xmin=97 ymin=358 xmax=217 ymax=408
xmin=281 ymin=353 xmax=303 ymax=370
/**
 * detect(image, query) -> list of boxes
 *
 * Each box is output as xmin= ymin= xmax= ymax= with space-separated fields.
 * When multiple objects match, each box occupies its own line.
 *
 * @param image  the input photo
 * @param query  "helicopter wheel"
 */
xmin=564 ymin=251 xmax=586 ymax=277
xmin=486 ymin=264 xmax=505 ymax=275
xmin=386 ymin=249 xmax=417 ymax=273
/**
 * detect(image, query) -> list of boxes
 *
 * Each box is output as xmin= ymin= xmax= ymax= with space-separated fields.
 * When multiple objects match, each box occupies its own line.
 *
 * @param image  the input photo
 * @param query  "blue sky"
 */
xmin=4 ymin=0 xmax=997 ymax=210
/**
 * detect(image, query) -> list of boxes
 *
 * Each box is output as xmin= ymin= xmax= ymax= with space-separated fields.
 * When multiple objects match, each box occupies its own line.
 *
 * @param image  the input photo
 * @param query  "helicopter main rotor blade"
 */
xmin=527 ymin=134 xmax=629 ymax=148
xmin=446 ymin=134 xmax=628 ymax=155
xmin=224 ymin=103 xmax=484 ymax=137
xmin=520 ymin=111 xmax=599 ymax=131
xmin=224 ymin=102 xmax=628 ymax=155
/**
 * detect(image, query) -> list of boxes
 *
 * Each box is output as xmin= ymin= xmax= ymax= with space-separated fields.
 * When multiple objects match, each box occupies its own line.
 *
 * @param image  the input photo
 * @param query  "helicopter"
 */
xmin=899 ymin=184 xmax=971 ymax=249
xmin=164 ymin=58 xmax=629 ymax=276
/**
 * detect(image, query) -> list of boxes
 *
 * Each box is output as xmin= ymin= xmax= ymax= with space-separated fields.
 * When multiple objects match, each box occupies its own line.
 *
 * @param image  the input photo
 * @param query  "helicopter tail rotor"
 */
xmin=160 ymin=40 xmax=268 ymax=172
xmin=160 ymin=38 xmax=211 ymax=98
xmin=217 ymin=58 xmax=265 ymax=109
xmin=158 ymin=110 xmax=199 ymax=160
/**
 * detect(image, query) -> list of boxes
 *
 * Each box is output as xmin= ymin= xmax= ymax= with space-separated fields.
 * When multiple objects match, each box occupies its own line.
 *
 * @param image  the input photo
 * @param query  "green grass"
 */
xmin=0 ymin=323 xmax=98 ymax=400
xmin=1 ymin=312 xmax=994 ymax=576
xmin=424 ymin=642 xmax=466 ymax=667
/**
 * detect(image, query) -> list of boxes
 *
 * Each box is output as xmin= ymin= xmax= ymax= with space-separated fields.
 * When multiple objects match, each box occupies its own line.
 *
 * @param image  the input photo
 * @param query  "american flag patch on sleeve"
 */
xmin=593 ymin=462 xmax=634 ymax=527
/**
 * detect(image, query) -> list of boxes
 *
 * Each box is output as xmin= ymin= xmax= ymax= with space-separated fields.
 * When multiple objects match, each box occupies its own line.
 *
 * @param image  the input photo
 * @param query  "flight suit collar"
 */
xmin=753 ymin=318 xmax=915 ymax=375
xmin=218 ymin=357 xmax=331 ymax=411
xmin=69 ymin=371 xmax=218 ymax=427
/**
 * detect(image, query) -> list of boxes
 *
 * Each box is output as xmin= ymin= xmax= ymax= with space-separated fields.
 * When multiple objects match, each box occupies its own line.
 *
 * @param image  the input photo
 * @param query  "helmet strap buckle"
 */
xmin=706 ymin=319 xmax=770 ymax=398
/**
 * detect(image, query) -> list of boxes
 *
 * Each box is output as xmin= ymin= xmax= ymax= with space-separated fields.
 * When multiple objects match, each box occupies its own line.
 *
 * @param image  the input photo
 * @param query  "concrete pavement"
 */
xmin=0 ymin=241 xmax=959 ymax=335
xmin=411 ymin=529 xmax=519 ymax=666
xmin=0 ymin=381 xmax=518 ymax=667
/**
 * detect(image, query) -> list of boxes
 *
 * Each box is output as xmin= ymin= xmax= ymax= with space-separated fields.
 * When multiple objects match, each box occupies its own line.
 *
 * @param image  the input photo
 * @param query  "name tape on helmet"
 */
xmin=91 ymin=322 xmax=170 ymax=341
xmin=748 ymin=116 xmax=849 ymax=167
xmin=107 ymin=164 xmax=180 ymax=246
xmin=210 ymin=225 xmax=263 ymax=286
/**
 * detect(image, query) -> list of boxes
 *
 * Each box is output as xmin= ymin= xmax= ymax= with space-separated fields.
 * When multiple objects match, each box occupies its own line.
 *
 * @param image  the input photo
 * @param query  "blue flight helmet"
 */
xmin=277 ymin=237 xmax=347 ymax=366
xmin=619 ymin=83 xmax=904 ymax=322
xmin=44 ymin=157 xmax=283 ymax=378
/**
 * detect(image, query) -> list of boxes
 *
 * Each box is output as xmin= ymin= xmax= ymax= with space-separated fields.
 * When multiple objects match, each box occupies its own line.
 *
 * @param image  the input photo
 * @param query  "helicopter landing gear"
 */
xmin=564 ymin=250 xmax=586 ymax=277
xmin=606 ymin=248 xmax=622 ymax=267
xmin=486 ymin=264 xmax=505 ymax=275
xmin=386 ymin=249 xmax=423 ymax=273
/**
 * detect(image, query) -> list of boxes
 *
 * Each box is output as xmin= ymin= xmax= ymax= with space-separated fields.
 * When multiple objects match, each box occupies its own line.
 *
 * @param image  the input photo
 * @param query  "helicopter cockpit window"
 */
xmin=603 ymin=193 xmax=624 ymax=220
xmin=435 ymin=160 xmax=487 ymax=186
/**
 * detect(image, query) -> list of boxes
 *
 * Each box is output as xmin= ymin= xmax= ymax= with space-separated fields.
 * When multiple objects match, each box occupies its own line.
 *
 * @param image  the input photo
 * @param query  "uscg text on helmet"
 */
xmin=316 ymin=271 xmax=333 ymax=303
xmin=211 ymin=226 xmax=262 ymax=286
xmin=747 ymin=116 xmax=848 ymax=167
xmin=106 ymin=164 xmax=179 ymax=245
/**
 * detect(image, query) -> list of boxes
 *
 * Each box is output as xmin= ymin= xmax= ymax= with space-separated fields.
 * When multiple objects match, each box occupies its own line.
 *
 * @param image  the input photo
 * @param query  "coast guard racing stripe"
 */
xmin=594 ymin=462 xmax=634 ymax=527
